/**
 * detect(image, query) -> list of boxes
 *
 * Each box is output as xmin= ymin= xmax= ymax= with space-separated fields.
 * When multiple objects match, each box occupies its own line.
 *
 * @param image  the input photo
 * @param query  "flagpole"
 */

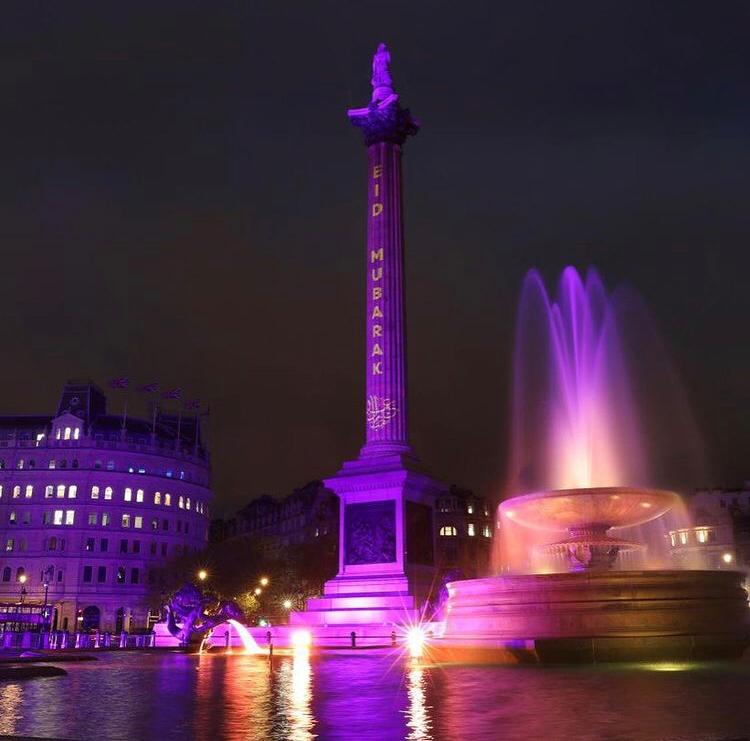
xmin=175 ymin=408 xmax=182 ymax=452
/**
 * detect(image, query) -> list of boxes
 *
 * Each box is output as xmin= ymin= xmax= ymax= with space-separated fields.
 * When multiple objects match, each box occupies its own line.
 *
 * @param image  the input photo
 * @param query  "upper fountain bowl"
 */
xmin=500 ymin=486 xmax=680 ymax=533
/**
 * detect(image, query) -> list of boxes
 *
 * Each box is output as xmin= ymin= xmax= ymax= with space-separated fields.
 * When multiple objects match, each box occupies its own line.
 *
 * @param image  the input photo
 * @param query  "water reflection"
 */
xmin=3 ymin=652 xmax=750 ymax=740
xmin=404 ymin=664 xmax=433 ymax=740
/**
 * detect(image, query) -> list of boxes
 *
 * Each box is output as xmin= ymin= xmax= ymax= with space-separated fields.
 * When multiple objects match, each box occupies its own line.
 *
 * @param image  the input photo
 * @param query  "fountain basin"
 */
xmin=434 ymin=570 xmax=750 ymax=663
xmin=500 ymin=486 xmax=680 ymax=532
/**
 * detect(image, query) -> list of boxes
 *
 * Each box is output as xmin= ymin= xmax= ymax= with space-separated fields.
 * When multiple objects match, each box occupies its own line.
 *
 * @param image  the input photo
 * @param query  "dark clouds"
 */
xmin=1 ymin=1 xmax=749 ymax=513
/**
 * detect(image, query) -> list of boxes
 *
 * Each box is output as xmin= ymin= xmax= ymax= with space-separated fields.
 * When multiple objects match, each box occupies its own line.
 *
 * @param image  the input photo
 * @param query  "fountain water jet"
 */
xmin=436 ymin=268 xmax=749 ymax=663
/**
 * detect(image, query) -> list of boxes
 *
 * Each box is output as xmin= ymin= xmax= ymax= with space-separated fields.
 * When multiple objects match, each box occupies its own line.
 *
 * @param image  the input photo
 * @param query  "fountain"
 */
xmin=437 ymin=268 xmax=750 ymax=663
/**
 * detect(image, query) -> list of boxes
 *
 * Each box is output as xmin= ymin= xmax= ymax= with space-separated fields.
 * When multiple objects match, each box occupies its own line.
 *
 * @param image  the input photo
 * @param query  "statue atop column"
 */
xmin=371 ymin=42 xmax=393 ymax=103
xmin=348 ymin=42 xmax=419 ymax=146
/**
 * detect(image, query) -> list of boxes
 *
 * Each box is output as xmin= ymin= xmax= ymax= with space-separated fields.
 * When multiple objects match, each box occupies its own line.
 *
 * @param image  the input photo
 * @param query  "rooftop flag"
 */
xmin=161 ymin=387 xmax=182 ymax=400
xmin=108 ymin=377 xmax=129 ymax=390
xmin=137 ymin=382 xmax=160 ymax=394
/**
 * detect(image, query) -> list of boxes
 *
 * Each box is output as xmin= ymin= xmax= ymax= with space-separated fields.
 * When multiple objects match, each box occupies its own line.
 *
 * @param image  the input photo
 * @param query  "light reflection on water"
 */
xmin=2 ymin=652 xmax=750 ymax=740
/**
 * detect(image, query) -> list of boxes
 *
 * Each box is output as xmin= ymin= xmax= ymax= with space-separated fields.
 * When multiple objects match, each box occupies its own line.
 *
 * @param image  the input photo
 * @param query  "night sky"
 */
xmin=3 ymin=2 xmax=749 ymax=515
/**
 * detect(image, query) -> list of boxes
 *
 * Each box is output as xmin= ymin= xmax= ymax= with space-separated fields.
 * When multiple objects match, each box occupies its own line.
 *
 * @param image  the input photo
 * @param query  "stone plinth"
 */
xmin=434 ymin=570 xmax=750 ymax=663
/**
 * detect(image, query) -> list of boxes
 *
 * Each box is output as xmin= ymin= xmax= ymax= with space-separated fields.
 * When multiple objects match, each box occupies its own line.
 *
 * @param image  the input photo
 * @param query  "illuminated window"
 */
xmin=17 ymin=459 xmax=24 ymax=470
xmin=696 ymin=528 xmax=708 ymax=544
xmin=64 ymin=427 xmax=71 ymax=440
xmin=56 ymin=484 xmax=65 ymax=499
xmin=56 ymin=429 xmax=61 ymax=440
xmin=5 ymin=539 xmax=14 ymax=551
xmin=24 ymin=485 xmax=32 ymax=499
xmin=73 ymin=428 xmax=80 ymax=440
xmin=178 ymin=496 xmax=184 ymax=509
xmin=679 ymin=531 xmax=688 ymax=545
xmin=8 ymin=511 xmax=16 ymax=524
xmin=483 ymin=525 xmax=491 ymax=537
xmin=439 ymin=526 xmax=457 ymax=536
xmin=154 ymin=491 xmax=161 ymax=505
xmin=116 ymin=566 xmax=126 ymax=584
xmin=467 ymin=505 xmax=474 ymax=514
xmin=104 ymin=487 xmax=113 ymax=500
xmin=65 ymin=510 xmax=75 ymax=525
xmin=186 ymin=497 xmax=191 ymax=510
xmin=106 ymin=461 xmax=115 ymax=471
xmin=68 ymin=485 xmax=77 ymax=499
xmin=102 ymin=513 xmax=110 ymax=527
xmin=136 ymin=489 xmax=144 ymax=503
xmin=91 ymin=486 xmax=100 ymax=499
xmin=53 ymin=510 xmax=64 ymax=525
xmin=165 ymin=493 xmax=171 ymax=506
xmin=122 ymin=514 xmax=131 ymax=528
xmin=48 ymin=459 xmax=56 ymax=469
xmin=12 ymin=486 xmax=20 ymax=499
xmin=151 ymin=518 xmax=158 ymax=530
xmin=0 ymin=485 xmax=3 ymax=498
xmin=468 ymin=523 xmax=476 ymax=536
xmin=669 ymin=532 xmax=677 ymax=547
xmin=124 ymin=488 xmax=132 ymax=502
xmin=134 ymin=516 xmax=143 ymax=529
xmin=88 ymin=513 xmax=97 ymax=526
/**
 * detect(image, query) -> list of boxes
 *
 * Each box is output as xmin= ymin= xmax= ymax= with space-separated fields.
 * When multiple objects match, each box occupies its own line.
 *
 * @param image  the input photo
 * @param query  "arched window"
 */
xmin=25 ymin=485 xmax=33 ymax=498
xmin=2 ymin=567 xmax=10 ymax=582
xmin=73 ymin=428 xmax=80 ymax=440
xmin=49 ymin=537 xmax=57 ymax=551
xmin=439 ymin=526 xmax=457 ymax=537
xmin=178 ymin=496 xmax=184 ymax=509
xmin=68 ymin=485 xmax=77 ymax=499
xmin=165 ymin=493 xmax=171 ymax=506
xmin=16 ymin=567 xmax=25 ymax=582
xmin=104 ymin=487 xmax=113 ymax=500
xmin=186 ymin=498 xmax=191 ymax=511
xmin=136 ymin=489 xmax=144 ymax=503
xmin=154 ymin=492 xmax=161 ymax=505
xmin=124 ymin=488 xmax=132 ymax=502
xmin=64 ymin=427 xmax=71 ymax=440
xmin=91 ymin=486 xmax=99 ymax=499
xmin=12 ymin=486 xmax=20 ymax=499
xmin=56 ymin=484 xmax=65 ymax=498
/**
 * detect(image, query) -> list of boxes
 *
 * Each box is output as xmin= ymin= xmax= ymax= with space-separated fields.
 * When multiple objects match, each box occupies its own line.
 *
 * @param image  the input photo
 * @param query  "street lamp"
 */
xmin=254 ymin=587 xmax=262 ymax=596
xmin=259 ymin=577 xmax=269 ymax=587
xmin=197 ymin=569 xmax=208 ymax=582
xmin=18 ymin=573 xmax=27 ymax=605
xmin=283 ymin=599 xmax=292 ymax=610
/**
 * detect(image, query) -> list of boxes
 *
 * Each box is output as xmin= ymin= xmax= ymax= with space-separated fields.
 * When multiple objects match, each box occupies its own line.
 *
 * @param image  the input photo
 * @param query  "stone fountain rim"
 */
xmin=499 ymin=485 xmax=681 ymax=532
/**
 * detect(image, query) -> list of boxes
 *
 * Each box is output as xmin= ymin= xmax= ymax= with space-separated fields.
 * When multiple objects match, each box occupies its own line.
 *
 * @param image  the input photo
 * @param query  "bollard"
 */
xmin=225 ymin=630 xmax=230 ymax=650
xmin=350 ymin=630 xmax=356 ymax=648
xmin=268 ymin=640 xmax=273 ymax=660
xmin=266 ymin=630 xmax=272 ymax=645
xmin=391 ymin=630 xmax=397 ymax=647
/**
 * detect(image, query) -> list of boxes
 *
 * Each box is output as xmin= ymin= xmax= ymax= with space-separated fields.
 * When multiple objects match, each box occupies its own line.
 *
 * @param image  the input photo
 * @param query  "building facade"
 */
xmin=667 ymin=486 xmax=750 ymax=571
xmin=216 ymin=482 xmax=493 ymax=581
xmin=435 ymin=486 xmax=494 ymax=578
xmin=0 ymin=381 xmax=212 ymax=633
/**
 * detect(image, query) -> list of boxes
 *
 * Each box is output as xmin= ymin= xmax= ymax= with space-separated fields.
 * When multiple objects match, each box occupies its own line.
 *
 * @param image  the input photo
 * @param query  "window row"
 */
xmin=4 ymin=458 xmax=203 ymax=485
xmin=438 ymin=524 xmax=492 ymax=537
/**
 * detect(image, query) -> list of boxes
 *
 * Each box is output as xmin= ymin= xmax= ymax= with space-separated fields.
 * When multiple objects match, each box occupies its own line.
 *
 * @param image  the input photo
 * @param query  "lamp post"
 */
xmin=18 ymin=573 xmax=27 ymax=605
xmin=197 ymin=569 xmax=208 ymax=582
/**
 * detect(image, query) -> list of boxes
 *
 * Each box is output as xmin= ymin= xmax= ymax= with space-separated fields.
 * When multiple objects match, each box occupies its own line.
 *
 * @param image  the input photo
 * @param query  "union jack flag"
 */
xmin=161 ymin=387 xmax=182 ymax=400
xmin=108 ymin=377 xmax=129 ymax=390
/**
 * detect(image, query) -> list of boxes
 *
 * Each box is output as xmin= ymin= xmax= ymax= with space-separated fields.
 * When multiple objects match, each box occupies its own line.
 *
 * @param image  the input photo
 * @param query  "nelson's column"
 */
xmin=292 ymin=44 xmax=447 ymax=636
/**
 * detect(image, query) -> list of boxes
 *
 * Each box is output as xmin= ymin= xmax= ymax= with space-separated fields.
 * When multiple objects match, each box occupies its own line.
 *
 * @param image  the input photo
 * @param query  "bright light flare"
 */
xmin=406 ymin=626 xmax=427 ymax=658
xmin=723 ymin=552 xmax=733 ymax=564
xmin=260 ymin=577 xmax=269 ymax=587
xmin=197 ymin=569 xmax=208 ymax=581
xmin=283 ymin=599 xmax=293 ymax=610
xmin=291 ymin=630 xmax=312 ymax=650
